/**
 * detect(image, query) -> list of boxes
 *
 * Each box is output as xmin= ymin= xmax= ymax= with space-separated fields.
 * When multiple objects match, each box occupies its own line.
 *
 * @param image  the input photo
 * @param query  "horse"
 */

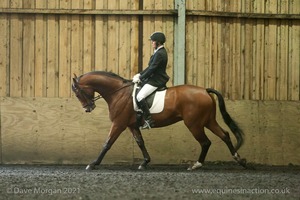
xmin=72 ymin=71 xmax=247 ymax=170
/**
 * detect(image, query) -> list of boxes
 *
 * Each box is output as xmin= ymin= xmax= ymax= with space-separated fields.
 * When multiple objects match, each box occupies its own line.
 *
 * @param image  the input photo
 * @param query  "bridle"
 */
xmin=74 ymin=81 xmax=134 ymax=105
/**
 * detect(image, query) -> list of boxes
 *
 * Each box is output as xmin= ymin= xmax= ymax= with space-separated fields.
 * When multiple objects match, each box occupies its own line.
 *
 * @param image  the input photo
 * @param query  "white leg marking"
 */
xmin=233 ymin=152 xmax=240 ymax=161
xmin=187 ymin=161 xmax=203 ymax=171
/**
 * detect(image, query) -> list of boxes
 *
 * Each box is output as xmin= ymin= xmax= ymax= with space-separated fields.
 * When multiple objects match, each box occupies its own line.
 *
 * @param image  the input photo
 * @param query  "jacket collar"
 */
xmin=153 ymin=45 xmax=164 ymax=54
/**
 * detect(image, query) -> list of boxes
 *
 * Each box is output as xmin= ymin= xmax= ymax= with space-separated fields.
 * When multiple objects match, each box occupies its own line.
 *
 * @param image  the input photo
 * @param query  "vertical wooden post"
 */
xmin=138 ymin=0 xmax=143 ymax=73
xmin=174 ymin=0 xmax=186 ymax=85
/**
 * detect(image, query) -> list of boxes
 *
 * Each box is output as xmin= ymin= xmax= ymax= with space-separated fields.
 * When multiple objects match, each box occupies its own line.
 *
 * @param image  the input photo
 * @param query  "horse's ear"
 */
xmin=72 ymin=77 xmax=78 ymax=86
xmin=73 ymin=73 xmax=78 ymax=79
xmin=73 ymin=78 xmax=78 ymax=88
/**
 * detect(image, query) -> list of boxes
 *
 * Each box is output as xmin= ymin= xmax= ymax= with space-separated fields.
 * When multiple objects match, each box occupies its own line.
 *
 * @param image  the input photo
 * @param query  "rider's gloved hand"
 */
xmin=132 ymin=73 xmax=141 ymax=83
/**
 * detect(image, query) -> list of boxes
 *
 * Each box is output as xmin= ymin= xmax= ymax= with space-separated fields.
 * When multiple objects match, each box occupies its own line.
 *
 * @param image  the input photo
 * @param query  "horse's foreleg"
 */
xmin=86 ymin=138 xmax=112 ymax=170
xmin=129 ymin=126 xmax=151 ymax=170
xmin=86 ymin=125 xmax=125 ymax=170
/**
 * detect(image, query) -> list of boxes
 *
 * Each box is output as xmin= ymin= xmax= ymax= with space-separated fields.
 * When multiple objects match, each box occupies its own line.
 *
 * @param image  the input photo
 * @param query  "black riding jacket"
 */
xmin=139 ymin=47 xmax=169 ymax=87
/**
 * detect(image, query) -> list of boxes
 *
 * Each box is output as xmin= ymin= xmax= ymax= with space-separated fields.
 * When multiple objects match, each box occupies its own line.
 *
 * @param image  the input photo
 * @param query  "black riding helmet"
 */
xmin=150 ymin=32 xmax=166 ymax=44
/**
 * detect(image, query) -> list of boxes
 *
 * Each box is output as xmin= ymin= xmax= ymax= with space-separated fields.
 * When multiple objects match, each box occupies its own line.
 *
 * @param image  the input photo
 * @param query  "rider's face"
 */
xmin=151 ymin=40 xmax=157 ymax=49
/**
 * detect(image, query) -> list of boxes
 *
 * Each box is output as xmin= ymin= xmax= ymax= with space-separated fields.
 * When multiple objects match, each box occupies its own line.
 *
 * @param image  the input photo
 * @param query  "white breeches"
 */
xmin=136 ymin=84 xmax=158 ymax=102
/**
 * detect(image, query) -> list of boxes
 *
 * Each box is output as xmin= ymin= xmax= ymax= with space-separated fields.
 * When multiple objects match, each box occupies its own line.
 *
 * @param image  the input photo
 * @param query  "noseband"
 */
xmin=73 ymin=85 xmax=97 ymax=109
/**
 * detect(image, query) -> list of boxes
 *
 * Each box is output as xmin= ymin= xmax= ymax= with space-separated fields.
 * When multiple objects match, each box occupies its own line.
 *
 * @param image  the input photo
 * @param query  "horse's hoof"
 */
xmin=239 ymin=158 xmax=247 ymax=168
xmin=138 ymin=165 xmax=146 ymax=170
xmin=86 ymin=164 xmax=95 ymax=171
xmin=187 ymin=161 xmax=203 ymax=171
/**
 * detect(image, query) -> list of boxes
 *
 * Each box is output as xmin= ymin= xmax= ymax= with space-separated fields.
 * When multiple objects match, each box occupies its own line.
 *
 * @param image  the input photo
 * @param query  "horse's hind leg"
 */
xmin=187 ymin=126 xmax=211 ymax=170
xmin=207 ymin=121 xmax=247 ymax=168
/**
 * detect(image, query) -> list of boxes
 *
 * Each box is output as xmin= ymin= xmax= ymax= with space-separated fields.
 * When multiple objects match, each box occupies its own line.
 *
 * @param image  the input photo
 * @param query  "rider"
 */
xmin=132 ymin=32 xmax=169 ymax=129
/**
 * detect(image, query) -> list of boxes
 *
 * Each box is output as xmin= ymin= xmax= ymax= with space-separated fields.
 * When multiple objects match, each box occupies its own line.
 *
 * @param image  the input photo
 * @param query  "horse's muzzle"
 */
xmin=84 ymin=104 xmax=96 ymax=112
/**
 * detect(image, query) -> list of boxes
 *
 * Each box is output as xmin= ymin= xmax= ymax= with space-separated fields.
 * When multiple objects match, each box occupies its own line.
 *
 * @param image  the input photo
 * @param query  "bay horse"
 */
xmin=72 ymin=71 xmax=247 ymax=170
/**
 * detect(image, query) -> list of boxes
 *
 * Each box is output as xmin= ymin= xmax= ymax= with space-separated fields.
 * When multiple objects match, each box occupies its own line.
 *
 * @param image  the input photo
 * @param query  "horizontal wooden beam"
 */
xmin=186 ymin=10 xmax=300 ymax=19
xmin=1 ymin=8 xmax=299 ymax=19
xmin=0 ymin=8 xmax=177 ymax=15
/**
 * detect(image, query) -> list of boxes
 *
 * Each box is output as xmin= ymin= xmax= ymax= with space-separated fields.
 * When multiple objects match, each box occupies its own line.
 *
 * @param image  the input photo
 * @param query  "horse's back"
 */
xmin=165 ymin=85 xmax=214 ymax=109
xmin=167 ymin=85 xmax=211 ymax=100
xmin=160 ymin=85 xmax=215 ymax=127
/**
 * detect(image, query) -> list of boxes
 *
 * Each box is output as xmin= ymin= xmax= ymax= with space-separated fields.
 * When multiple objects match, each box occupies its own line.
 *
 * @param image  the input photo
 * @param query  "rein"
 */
xmin=91 ymin=82 xmax=134 ymax=102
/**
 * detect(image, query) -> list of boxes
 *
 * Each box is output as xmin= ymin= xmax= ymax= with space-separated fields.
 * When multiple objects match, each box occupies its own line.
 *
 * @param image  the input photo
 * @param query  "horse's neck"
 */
xmin=89 ymin=75 xmax=124 ymax=97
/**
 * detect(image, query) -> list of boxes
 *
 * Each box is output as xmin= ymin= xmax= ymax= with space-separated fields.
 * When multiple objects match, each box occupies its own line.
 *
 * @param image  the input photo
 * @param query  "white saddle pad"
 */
xmin=132 ymin=84 xmax=166 ymax=114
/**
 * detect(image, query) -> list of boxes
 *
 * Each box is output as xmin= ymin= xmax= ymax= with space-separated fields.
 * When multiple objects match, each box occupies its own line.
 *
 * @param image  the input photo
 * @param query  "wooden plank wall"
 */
xmin=0 ymin=0 xmax=176 ymax=97
xmin=185 ymin=0 xmax=300 ymax=100
xmin=0 ymin=0 xmax=299 ymax=100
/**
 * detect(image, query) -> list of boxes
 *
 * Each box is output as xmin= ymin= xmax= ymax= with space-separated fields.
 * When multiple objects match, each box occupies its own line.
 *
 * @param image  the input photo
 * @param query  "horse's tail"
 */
xmin=206 ymin=88 xmax=244 ymax=151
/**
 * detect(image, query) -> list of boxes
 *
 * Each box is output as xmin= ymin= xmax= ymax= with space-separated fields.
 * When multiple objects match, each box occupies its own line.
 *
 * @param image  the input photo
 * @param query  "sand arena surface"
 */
xmin=0 ymin=163 xmax=299 ymax=200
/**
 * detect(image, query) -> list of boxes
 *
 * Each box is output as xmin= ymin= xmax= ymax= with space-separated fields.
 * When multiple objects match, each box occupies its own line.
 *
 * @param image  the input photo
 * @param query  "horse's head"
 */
xmin=72 ymin=74 xmax=96 ymax=112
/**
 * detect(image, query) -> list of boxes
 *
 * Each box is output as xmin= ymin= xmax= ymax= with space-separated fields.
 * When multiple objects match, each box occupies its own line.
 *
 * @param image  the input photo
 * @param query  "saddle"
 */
xmin=132 ymin=83 xmax=167 ymax=114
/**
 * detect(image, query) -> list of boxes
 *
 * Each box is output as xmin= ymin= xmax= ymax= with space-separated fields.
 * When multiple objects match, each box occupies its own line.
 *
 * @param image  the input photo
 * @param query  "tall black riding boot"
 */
xmin=138 ymin=99 xmax=154 ymax=129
